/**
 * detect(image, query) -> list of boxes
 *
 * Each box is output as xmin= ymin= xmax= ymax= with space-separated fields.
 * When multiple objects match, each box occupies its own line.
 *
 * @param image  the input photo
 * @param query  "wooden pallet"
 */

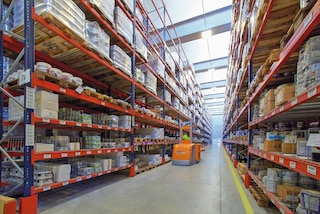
xmin=35 ymin=70 xmax=72 ymax=88
xmin=5 ymin=79 xmax=21 ymax=89
xmin=82 ymin=89 xmax=104 ymax=100
xmin=135 ymin=165 xmax=153 ymax=174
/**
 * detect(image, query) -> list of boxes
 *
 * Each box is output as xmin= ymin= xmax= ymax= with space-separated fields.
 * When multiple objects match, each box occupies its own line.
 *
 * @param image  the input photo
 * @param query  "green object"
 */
xmin=183 ymin=134 xmax=190 ymax=140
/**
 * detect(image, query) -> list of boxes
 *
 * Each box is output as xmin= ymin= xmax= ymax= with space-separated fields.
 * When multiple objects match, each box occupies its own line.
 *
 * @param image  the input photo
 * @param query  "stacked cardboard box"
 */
xmin=110 ymin=45 xmax=132 ymax=77
xmin=275 ymin=83 xmax=295 ymax=107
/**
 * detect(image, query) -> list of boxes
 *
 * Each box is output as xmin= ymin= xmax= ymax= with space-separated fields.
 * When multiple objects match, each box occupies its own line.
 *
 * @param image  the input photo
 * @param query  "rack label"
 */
xmin=307 ymin=134 xmax=320 ymax=146
xmin=271 ymin=111 xmax=275 ymax=116
xmin=59 ymin=88 xmax=66 ymax=93
xmin=271 ymin=198 xmax=275 ymax=204
xmin=304 ymin=13 xmax=313 ymax=27
xmin=289 ymin=161 xmax=296 ymax=169
xmin=26 ymin=87 xmax=35 ymax=109
xmin=86 ymin=151 xmax=91 ymax=155
xmin=271 ymin=155 xmax=274 ymax=161
xmin=42 ymin=118 xmax=50 ymax=123
xmin=115 ymin=168 xmax=118 ymax=171
xmin=87 ymin=175 xmax=92 ymax=179
xmin=280 ymin=106 xmax=284 ymax=112
xmin=19 ymin=69 xmax=31 ymax=86
xmin=61 ymin=153 xmax=68 ymax=158
xmin=279 ymin=158 xmax=284 ymax=164
xmin=75 ymin=86 xmax=83 ymax=94
xmin=107 ymin=170 xmax=111 ymax=173
xmin=280 ymin=208 xmax=285 ymax=214
xmin=98 ymin=150 xmax=102 ymax=154
xmin=292 ymin=98 xmax=297 ymax=106
xmin=263 ymin=154 xmax=267 ymax=158
xmin=62 ymin=181 xmax=69 ymax=186
xmin=101 ymin=102 xmax=105 ymax=106
xmin=307 ymin=165 xmax=316 ymax=175
xmin=107 ymin=150 xmax=111 ymax=153
xmin=44 ymin=154 xmax=51 ymax=159
xmin=76 ymin=122 xmax=81 ymax=127
xmin=75 ymin=152 xmax=81 ymax=156
xmin=98 ymin=172 xmax=102 ymax=176
xmin=59 ymin=120 xmax=66 ymax=125
xmin=115 ymin=149 xmax=118 ymax=152
xmin=77 ymin=177 xmax=82 ymax=182
xmin=87 ymin=124 xmax=92 ymax=128
xmin=26 ymin=124 xmax=35 ymax=146
xmin=98 ymin=125 xmax=102 ymax=129
xmin=43 ymin=186 xmax=51 ymax=192
xmin=308 ymin=88 xmax=317 ymax=98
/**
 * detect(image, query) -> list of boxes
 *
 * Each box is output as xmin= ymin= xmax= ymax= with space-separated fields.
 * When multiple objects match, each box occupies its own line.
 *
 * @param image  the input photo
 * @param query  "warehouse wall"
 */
xmin=211 ymin=115 xmax=223 ymax=144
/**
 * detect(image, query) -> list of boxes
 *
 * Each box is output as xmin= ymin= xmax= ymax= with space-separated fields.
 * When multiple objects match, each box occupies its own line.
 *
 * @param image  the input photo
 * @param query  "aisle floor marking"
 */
xmin=223 ymin=149 xmax=254 ymax=214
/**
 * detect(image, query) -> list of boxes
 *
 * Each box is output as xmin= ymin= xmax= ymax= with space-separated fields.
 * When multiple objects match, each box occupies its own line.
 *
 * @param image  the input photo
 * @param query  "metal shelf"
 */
xmin=249 ymin=147 xmax=320 ymax=180
xmin=32 ymin=147 xmax=133 ymax=162
xmin=248 ymin=171 xmax=294 ymax=214
xmin=249 ymin=84 xmax=320 ymax=127
xmin=33 ymin=116 xmax=133 ymax=133
xmin=34 ymin=164 xmax=132 ymax=194
xmin=223 ymin=140 xmax=248 ymax=146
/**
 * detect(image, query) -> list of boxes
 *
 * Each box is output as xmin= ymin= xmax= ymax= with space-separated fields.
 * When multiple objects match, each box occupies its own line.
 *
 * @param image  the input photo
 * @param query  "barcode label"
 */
xmin=63 ymin=181 xmax=69 ymax=186
xmin=263 ymin=154 xmax=267 ymax=158
xmin=279 ymin=158 xmax=284 ymax=164
xmin=289 ymin=161 xmax=296 ymax=169
xmin=60 ymin=120 xmax=66 ymax=125
xmin=307 ymin=165 xmax=316 ymax=175
xmin=308 ymin=88 xmax=317 ymax=98
xmin=75 ymin=152 xmax=81 ymax=156
xmin=271 ymin=155 xmax=274 ymax=161
xmin=61 ymin=153 xmax=68 ymax=157
xmin=42 ymin=118 xmax=50 ymax=123
xmin=77 ymin=177 xmax=82 ymax=182
xmin=44 ymin=154 xmax=51 ymax=159
xmin=60 ymin=88 xmax=66 ymax=93
xmin=43 ymin=186 xmax=51 ymax=191
xmin=292 ymin=98 xmax=297 ymax=106
xmin=87 ymin=151 xmax=91 ymax=155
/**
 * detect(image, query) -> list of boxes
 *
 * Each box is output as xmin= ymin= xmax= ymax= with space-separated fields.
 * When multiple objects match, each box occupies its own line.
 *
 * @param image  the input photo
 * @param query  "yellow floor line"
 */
xmin=223 ymin=149 xmax=254 ymax=214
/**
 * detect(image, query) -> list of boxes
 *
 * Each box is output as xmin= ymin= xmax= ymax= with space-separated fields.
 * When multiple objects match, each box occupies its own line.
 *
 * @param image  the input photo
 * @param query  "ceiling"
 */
xmin=144 ymin=0 xmax=232 ymax=116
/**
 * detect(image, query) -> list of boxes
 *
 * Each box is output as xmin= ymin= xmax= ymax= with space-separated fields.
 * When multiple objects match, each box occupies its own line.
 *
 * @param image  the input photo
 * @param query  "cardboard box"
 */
xmin=264 ymin=89 xmax=275 ymax=102
xmin=35 ymin=108 xmax=58 ymax=119
xmin=267 ymin=168 xmax=282 ymax=182
xmin=264 ymin=100 xmax=275 ymax=114
xmin=277 ymin=185 xmax=301 ymax=202
xmin=35 ymin=143 xmax=54 ymax=152
xmin=282 ymin=143 xmax=297 ymax=154
xmin=35 ymin=163 xmax=71 ymax=182
xmin=36 ymin=90 xmax=59 ymax=111
xmin=70 ymin=142 xmax=81 ymax=150
xmin=264 ymin=140 xmax=282 ymax=152
xmin=275 ymin=84 xmax=295 ymax=106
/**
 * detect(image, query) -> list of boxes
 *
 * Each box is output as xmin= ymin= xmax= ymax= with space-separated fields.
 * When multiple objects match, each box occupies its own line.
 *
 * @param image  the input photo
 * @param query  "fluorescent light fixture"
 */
xmin=201 ymin=30 xmax=212 ymax=39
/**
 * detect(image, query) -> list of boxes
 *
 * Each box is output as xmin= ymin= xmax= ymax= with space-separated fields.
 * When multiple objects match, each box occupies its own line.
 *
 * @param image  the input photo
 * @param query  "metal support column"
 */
xmin=0 ymin=0 xmax=3 ymax=185
xmin=129 ymin=0 xmax=137 ymax=177
xmin=245 ymin=62 xmax=253 ymax=188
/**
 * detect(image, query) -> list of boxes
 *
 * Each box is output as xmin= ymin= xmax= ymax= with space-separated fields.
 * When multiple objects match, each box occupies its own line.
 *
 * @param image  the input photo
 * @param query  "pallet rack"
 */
xmin=223 ymin=0 xmax=320 ymax=213
xmin=0 ymin=0 xmax=212 ymax=212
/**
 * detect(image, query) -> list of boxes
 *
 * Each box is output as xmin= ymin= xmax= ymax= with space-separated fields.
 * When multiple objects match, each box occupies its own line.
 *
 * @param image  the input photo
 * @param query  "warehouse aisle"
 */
xmin=38 ymin=144 xmax=279 ymax=214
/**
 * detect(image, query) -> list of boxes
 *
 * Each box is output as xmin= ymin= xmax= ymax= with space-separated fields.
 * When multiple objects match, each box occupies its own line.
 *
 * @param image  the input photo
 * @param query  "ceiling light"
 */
xmin=201 ymin=30 xmax=212 ymax=39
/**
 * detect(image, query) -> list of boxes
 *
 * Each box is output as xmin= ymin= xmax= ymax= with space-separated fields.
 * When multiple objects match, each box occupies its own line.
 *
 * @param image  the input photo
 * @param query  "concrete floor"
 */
xmin=38 ymin=143 xmax=280 ymax=214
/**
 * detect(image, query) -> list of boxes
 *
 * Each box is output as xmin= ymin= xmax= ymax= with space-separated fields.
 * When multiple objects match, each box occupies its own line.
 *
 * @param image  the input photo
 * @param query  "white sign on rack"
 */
xmin=307 ymin=134 xmax=320 ymax=146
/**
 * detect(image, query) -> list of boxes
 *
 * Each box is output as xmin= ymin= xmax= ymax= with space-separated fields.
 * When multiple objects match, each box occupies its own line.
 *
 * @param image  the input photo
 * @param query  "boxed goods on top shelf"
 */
xmin=135 ymin=30 xmax=148 ymax=61
xmin=141 ymin=69 xmax=157 ymax=95
xmin=85 ymin=20 xmax=111 ymax=60
xmin=296 ymin=35 xmax=320 ymax=96
xmin=114 ymin=6 xmax=133 ymax=45
xmin=110 ymin=45 xmax=132 ymax=77
xmin=27 ymin=0 xmax=85 ymax=39
xmin=88 ymin=0 xmax=115 ymax=25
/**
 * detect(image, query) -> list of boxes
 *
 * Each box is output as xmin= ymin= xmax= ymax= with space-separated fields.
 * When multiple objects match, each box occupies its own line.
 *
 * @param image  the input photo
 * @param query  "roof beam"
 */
xmin=204 ymin=93 xmax=225 ymax=99
xmin=205 ymin=101 xmax=224 ymax=106
xmin=200 ymin=80 xmax=226 ymax=89
xmin=194 ymin=57 xmax=228 ymax=72
xmin=157 ymin=6 xmax=231 ymax=46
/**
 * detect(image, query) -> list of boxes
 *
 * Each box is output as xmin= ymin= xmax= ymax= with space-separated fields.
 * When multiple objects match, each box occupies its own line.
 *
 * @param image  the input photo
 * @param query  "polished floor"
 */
xmin=38 ymin=143 xmax=280 ymax=214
